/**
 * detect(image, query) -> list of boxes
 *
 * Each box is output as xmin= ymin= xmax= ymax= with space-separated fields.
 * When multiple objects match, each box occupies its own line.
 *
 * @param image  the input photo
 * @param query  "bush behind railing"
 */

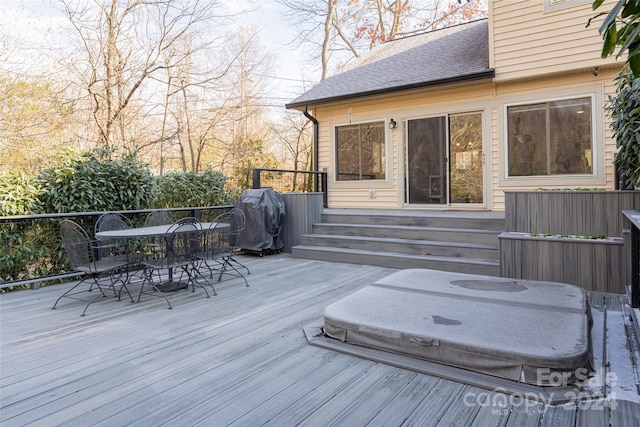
xmin=0 ymin=207 xmax=233 ymax=292
xmin=1 ymin=146 xmax=239 ymax=292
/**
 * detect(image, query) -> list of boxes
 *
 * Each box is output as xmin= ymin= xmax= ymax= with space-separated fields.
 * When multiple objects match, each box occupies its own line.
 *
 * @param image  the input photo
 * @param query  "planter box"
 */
xmin=499 ymin=232 xmax=626 ymax=294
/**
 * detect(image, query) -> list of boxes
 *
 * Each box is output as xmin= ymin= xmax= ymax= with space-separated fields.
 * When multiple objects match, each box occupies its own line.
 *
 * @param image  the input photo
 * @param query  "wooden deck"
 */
xmin=1 ymin=254 xmax=639 ymax=426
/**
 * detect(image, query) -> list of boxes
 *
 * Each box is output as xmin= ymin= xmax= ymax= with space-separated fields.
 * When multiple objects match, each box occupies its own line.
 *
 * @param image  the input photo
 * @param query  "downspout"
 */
xmin=303 ymin=106 xmax=319 ymax=192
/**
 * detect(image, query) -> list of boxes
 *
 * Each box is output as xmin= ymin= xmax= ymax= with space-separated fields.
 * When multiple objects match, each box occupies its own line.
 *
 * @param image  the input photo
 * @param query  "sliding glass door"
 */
xmin=406 ymin=112 xmax=484 ymax=206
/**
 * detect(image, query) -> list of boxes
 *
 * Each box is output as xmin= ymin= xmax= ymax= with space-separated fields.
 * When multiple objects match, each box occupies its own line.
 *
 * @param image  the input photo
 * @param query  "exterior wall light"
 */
xmin=389 ymin=118 xmax=397 ymax=129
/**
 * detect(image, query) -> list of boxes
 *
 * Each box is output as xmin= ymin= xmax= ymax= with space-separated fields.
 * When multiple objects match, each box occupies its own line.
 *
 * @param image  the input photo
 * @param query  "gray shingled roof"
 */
xmin=286 ymin=19 xmax=493 ymax=109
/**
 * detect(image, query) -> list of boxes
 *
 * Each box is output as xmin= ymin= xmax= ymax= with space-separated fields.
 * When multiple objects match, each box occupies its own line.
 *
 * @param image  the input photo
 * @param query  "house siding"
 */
xmin=491 ymin=0 xmax=620 ymax=81
xmin=314 ymin=68 xmax=620 ymax=211
xmin=305 ymin=0 xmax=625 ymax=211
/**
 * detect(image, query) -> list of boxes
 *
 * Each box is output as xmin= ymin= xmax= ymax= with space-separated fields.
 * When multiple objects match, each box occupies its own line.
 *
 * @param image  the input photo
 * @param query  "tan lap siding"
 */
xmin=492 ymin=0 xmax=620 ymax=81
xmin=314 ymin=70 xmax=619 ymax=210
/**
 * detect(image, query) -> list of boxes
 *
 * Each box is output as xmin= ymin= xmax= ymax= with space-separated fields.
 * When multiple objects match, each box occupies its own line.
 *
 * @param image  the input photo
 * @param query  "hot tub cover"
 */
xmin=323 ymin=269 xmax=592 ymax=385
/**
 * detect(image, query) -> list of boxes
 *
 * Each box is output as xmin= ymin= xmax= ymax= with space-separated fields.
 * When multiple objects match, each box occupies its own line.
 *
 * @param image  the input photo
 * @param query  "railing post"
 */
xmin=321 ymin=171 xmax=328 ymax=208
xmin=632 ymin=224 xmax=639 ymax=307
xmin=252 ymin=169 xmax=261 ymax=189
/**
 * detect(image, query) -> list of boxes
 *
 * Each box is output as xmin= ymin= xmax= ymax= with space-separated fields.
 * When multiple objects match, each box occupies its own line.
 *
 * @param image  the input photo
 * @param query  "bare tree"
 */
xmin=211 ymin=26 xmax=276 ymax=183
xmin=59 ymin=0 xmax=224 ymax=146
xmin=156 ymin=36 xmax=231 ymax=174
xmin=0 ymin=76 xmax=75 ymax=173
xmin=270 ymin=110 xmax=313 ymax=191
xmin=278 ymin=0 xmax=487 ymax=80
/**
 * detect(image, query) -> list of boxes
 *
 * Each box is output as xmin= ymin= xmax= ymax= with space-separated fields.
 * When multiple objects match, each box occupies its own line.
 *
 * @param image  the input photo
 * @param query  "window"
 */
xmin=335 ymin=121 xmax=385 ymax=181
xmin=507 ymin=97 xmax=593 ymax=177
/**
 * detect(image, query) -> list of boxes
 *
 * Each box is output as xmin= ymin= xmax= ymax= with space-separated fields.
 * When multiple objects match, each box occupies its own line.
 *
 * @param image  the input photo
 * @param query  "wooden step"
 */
xmin=312 ymin=223 xmax=500 ymax=246
xmin=300 ymin=234 xmax=499 ymax=260
xmin=292 ymin=209 xmax=504 ymax=275
xmin=292 ymin=245 xmax=500 ymax=276
xmin=321 ymin=209 xmax=505 ymax=231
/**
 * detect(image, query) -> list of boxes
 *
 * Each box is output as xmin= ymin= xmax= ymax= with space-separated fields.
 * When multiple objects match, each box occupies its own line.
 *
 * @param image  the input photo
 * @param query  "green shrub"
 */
xmin=151 ymin=169 xmax=238 ymax=208
xmin=37 ymin=146 xmax=154 ymax=213
xmin=0 ymin=171 xmax=44 ymax=216
xmin=608 ymin=70 xmax=640 ymax=188
xmin=0 ymin=172 xmax=48 ymax=285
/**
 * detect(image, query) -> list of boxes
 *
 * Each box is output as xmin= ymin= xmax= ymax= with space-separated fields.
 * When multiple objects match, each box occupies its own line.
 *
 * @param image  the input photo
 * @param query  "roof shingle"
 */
xmin=286 ymin=19 xmax=493 ymax=109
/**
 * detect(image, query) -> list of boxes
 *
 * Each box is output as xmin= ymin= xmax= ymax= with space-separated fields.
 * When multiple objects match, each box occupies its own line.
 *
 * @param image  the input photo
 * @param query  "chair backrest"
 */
xmin=60 ymin=220 xmax=94 ymax=271
xmin=230 ymin=208 xmax=246 ymax=248
xmin=145 ymin=210 xmax=174 ymax=227
xmin=213 ymin=212 xmax=241 ymax=250
xmin=164 ymin=218 xmax=201 ymax=262
xmin=231 ymin=208 xmax=246 ymax=231
xmin=175 ymin=217 xmax=199 ymax=226
xmin=198 ymin=221 xmax=226 ymax=259
xmin=94 ymin=213 xmax=133 ymax=260
xmin=94 ymin=213 xmax=133 ymax=234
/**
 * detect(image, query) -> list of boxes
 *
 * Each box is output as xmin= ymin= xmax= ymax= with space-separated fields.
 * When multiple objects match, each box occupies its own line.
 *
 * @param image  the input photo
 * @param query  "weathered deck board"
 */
xmin=1 ymin=254 xmax=638 ymax=426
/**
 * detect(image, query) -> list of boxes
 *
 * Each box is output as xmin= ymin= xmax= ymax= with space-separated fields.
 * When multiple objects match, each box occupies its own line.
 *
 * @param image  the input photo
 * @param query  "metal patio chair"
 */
xmin=143 ymin=210 xmax=175 ymax=258
xmin=52 ymin=219 xmax=133 ymax=316
xmin=94 ymin=212 xmax=144 ymax=267
xmin=144 ymin=210 xmax=174 ymax=227
xmin=138 ymin=217 xmax=212 ymax=308
xmin=204 ymin=211 xmax=250 ymax=287
xmin=229 ymin=208 xmax=250 ymax=275
xmin=193 ymin=221 xmax=228 ymax=292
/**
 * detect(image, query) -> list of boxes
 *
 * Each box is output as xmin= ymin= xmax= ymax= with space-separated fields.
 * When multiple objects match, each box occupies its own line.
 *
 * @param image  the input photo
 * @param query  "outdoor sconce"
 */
xmin=389 ymin=118 xmax=397 ymax=129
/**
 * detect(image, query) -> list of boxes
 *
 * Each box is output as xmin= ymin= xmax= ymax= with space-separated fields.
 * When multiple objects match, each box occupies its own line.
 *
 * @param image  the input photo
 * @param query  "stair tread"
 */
xmin=293 ymin=245 xmax=499 ymax=266
xmin=322 ymin=208 xmax=504 ymax=220
xmin=303 ymin=234 xmax=498 ymax=249
xmin=315 ymin=223 xmax=503 ymax=234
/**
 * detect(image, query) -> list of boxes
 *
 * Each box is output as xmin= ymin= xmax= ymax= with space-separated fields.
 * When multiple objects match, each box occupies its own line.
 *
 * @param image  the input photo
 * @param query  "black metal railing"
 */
xmin=0 ymin=206 xmax=232 ymax=291
xmin=623 ymin=210 xmax=640 ymax=308
xmin=252 ymin=168 xmax=327 ymax=208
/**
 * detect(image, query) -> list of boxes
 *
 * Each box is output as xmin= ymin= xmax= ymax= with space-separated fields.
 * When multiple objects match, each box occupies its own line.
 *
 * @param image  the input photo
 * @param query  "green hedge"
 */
xmin=0 ymin=146 xmax=238 ymax=288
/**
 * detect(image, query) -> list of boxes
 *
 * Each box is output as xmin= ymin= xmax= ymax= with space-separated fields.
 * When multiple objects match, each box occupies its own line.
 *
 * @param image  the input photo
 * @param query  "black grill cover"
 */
xmin=235 ymin=189 xmax=285 ymax=252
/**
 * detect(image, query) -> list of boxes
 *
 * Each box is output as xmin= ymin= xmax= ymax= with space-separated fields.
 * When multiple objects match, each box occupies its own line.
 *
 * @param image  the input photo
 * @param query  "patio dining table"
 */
xmin=95 ymin=222 xmax=226 ymax=291
xmin=95 ymin=222 xmax=220 ymax=240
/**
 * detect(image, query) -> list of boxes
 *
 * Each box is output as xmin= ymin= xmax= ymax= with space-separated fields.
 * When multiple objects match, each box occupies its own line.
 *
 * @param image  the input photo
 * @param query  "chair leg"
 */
xmin=53 ymin=272 xmax=131 ymax=316
xmin=51 ymin=276 xmax=90 ymax=310
xmin=116 ymin=271 xmax=135 ymax=304
xmin=190 ymin=261 xmax=216 ymax=296
xmin=138 ymin=267 xmax=173 ymax=309
xmin=82 ymin=272 xmax=134 ymax=316
xmin=182 ymin=263 xmax=211 ymax=298
xmin=80 ymin=288 xmax=108 ymax=317
xmin=217 ymin=256 xmax=249 ymax=287
xmin=229 ymin=256 xmax=250 ymax=275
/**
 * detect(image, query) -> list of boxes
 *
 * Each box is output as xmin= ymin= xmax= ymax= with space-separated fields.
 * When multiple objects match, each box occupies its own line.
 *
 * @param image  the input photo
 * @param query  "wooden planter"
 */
xmin=505 ymin=190 xmax=640 ymax=236
xmin=499 ymin=232 xmax=625 ymax=294
xmin=502 ymin=190 xmax=640 ymax=294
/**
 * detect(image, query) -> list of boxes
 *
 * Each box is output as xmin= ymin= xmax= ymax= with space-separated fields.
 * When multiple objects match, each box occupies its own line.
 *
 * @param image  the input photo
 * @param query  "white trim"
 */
xmin=499 ymin=86 xmax=605 ymax=187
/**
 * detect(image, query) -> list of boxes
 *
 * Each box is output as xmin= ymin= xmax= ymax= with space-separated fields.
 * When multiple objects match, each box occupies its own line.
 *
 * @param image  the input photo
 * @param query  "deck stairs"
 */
xmin=292 ymin=209 xmax=505 ymax=276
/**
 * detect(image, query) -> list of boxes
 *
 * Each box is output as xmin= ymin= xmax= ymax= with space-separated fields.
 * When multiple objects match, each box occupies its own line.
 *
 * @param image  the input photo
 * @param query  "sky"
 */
xmin=0 ymin=0 xmax=312 ymax=107
xmin=218 ymin=0 xmax=314 ymax=104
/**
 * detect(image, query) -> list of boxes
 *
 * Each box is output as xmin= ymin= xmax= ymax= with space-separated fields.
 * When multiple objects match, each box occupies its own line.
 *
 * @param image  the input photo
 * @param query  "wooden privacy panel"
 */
xmin=505 ymin=191 xmax=640 ymax=237
xmin=499 ymin=233 xmax=626 ymax=294
xmin=501 ymin=191 xmax=639 ymax=294
xmin=280 ymin=193 xmax=323 ymax=253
